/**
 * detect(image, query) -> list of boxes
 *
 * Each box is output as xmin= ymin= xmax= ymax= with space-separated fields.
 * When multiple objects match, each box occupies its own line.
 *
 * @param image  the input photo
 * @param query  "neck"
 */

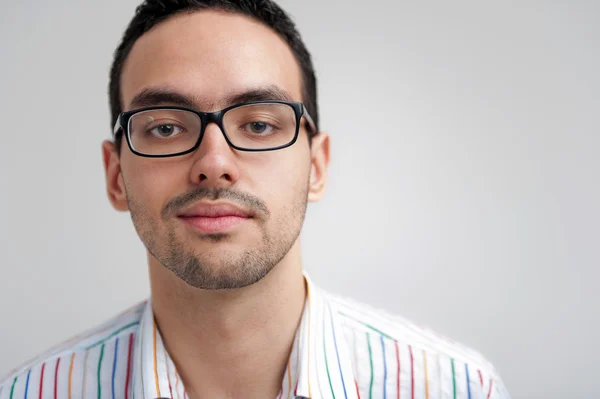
xmin=148 ymin=241 xmax=306 ymax=399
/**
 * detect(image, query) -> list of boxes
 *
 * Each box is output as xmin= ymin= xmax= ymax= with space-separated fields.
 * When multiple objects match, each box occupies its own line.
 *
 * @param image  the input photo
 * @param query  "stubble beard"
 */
xmin=126 ymin=185 xmax=308 ymax=290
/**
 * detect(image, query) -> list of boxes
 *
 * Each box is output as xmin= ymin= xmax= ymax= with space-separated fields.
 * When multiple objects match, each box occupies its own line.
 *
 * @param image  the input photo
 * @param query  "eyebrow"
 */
xmin=128 ymin=85 xmax=295 ymax=111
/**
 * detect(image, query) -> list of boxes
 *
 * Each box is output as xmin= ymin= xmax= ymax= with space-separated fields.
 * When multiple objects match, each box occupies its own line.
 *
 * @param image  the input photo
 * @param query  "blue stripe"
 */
xmin=328 ymin=303 xmax=348 ymax=399
xmin=380 ymin=336 xmax=387 ymax=399
xmin=23 ymin=369 xmax=31 ymax=399
xmin=465 ymin=363 xmax=471 ymax=399
xmin=112 ymin=337 xmax=120 ymax=399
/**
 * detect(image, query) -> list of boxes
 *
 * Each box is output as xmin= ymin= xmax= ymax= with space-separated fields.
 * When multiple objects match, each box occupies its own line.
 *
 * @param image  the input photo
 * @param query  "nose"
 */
xmin=188 ymin=122 xmax=240 ymax=188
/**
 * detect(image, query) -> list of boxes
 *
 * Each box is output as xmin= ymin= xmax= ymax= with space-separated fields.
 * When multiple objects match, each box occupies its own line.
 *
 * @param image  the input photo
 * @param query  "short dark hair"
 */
xmin=108 ymin=0 xmax=319 ymax=153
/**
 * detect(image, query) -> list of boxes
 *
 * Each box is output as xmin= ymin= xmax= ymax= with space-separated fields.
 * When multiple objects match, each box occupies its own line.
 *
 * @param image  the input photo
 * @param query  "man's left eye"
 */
xmin=244 ymin=122 xmax=273 ymax=134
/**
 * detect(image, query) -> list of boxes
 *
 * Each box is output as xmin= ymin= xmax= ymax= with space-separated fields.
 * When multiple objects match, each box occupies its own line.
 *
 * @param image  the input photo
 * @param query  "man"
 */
xmin=0 ymin=0 xmax=510 ymax=398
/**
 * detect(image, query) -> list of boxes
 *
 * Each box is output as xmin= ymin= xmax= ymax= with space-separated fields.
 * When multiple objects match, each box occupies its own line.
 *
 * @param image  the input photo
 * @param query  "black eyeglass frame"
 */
xmin=112 ymin=100 xmax=317 ymax=158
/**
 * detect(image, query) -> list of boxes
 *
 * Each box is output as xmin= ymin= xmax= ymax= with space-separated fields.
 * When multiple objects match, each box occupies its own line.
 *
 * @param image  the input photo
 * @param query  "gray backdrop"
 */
xmin=1 ymin=1 xmax=598 ymax=398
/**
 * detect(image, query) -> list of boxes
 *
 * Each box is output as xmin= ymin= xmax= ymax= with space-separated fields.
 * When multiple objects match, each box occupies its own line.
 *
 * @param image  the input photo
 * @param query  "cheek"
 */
xmin=251 ymin=151 xmax=310 ymax=213
xmin=122 ymin=158 xmax=189 ymax=213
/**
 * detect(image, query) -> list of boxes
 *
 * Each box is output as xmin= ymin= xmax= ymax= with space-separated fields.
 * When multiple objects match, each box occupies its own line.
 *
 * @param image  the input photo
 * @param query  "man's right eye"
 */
xmin=148 ymin=124 xmax=184 ymax=138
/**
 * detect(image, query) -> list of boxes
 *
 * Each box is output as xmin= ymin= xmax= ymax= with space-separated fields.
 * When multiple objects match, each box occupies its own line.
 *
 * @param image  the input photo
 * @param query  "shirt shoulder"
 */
xmin=0 ymin=301 xmax=145 ymax=396
xmin=326 ymin=292 xmax=511 ymax=399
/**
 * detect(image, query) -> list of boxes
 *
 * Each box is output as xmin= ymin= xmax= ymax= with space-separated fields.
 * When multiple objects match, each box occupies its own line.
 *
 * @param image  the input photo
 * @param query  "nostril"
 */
xmin=222 ymin=173 xmax=231 ymax=181
xmin=199 ymin=173 xmax=208 ymax=181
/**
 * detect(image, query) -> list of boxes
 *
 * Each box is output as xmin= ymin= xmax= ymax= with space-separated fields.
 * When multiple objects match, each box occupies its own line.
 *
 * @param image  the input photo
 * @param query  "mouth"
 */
xmin=177 ymin=203 xmax=252 ymax=234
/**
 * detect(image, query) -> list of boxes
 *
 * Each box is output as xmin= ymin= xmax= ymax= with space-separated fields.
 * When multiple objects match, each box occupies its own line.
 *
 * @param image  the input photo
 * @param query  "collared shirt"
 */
xmin=0 ymin=275 xmax=510 ymax=399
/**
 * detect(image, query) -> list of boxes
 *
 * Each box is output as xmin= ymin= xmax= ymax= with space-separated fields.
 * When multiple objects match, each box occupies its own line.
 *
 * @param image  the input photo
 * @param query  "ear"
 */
xmin=102 ymin=140 xmax=129 ymax=212
xmin=307 ymin=132 xmax=330 ymax=202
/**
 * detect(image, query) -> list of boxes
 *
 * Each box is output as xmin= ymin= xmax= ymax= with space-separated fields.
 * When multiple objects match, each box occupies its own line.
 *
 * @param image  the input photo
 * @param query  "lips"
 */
xmin=177 ymin=203 xmax=251 ymax=233
xmin=178 ymin=203 xmax=251 ymax=218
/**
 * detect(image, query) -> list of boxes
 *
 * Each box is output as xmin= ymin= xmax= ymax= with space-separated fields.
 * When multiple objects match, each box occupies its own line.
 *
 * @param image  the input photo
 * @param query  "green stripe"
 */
xmin=85 ymin=322 xmax=139 ymax=350
xmin=98 ymin=343 xmax=105 ymax=399
xmin=323 ymin=309 xmax=336 ymax=399
xmin=338 ymin=312 xmax=394 ymax=340
xmin=367 ymin=332 xmax=374 ymax=399
xmin=451 ymin=358 xmax=456 ymax=399
xmin=9 ymin=376 xmax=17 ymax=399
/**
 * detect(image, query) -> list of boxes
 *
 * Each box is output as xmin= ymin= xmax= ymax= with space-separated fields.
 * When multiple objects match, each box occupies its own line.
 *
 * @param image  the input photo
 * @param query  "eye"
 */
xmin=242 ymin=121 xmax=275 ymax=135
xmin=148 ymin=124 xmax=184 ymax=138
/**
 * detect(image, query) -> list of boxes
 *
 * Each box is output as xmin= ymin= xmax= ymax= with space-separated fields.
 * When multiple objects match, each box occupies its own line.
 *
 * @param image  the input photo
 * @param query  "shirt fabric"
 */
xmin=0 ymin=274 xmax=510 ymax=399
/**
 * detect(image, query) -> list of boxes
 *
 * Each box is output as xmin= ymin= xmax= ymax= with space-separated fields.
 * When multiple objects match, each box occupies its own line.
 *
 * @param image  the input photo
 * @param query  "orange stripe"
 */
xmin=174 ymin=368 xmax=181 ymax=399
xmin=152 ymin=320 xmax=161 ymax=397
xmin=423 ymin=350 xmax=429 ymax=399
xmin=164 ymin=348 xmax=174 ymax=399
xmin=287 ymin=357 xmax=292 ymax=395
xmin=68 ymin=353 xmax=75 ymax=399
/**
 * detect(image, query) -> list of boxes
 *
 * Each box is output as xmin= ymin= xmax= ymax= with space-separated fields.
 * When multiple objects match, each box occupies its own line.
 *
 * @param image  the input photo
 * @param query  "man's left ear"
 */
xmin=308 ymin=132 xmax=330 ymax=202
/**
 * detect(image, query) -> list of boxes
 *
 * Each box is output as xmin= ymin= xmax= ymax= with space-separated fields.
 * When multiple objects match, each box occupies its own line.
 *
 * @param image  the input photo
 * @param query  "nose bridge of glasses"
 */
xmin=196 ymin=110 xmax=231 ymax=150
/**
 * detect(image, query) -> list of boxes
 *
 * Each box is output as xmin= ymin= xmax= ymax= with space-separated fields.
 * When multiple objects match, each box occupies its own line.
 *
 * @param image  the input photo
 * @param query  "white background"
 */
xmin=1 ymin=1 xmax=599 ymax=398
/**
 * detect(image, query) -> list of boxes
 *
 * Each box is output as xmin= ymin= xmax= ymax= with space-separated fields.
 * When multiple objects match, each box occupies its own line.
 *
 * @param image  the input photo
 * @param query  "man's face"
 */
xmin=103 ymin=10 xmax=329 ymax=289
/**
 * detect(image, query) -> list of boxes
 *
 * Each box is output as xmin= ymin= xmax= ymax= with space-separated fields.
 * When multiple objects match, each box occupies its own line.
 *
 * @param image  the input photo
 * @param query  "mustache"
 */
xmin=162 ymin=187 xmax=270 ymax=219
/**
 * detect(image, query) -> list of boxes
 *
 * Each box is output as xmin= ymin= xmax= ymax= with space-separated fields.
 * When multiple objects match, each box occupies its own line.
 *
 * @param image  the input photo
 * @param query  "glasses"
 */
xmin=112 ymin=101 xmax=316 ymax=157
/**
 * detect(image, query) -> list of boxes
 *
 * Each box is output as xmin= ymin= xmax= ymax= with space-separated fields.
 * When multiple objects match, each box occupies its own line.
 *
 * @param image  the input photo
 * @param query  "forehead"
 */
xmin=120 ymin=9 xmax=304 ymax=111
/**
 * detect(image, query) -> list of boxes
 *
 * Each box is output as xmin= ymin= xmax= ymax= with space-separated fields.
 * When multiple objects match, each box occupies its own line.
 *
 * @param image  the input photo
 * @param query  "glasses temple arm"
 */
xmin=113 ymin=118 xmax=122 ymax=137
xmin=302 ymin=106 xmax=317 ymax=133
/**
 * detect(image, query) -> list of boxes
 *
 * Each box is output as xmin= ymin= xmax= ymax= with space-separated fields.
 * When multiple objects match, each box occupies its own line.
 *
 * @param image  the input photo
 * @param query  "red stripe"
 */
xmin=394 ymin=341 xmax=400 ymax=399
xmin=293 ymin=376 xmax=299 ymax=396
xmin=409 ymin=345 xmax=414 ymax=399
xmin=54 ymin=358 xmax=61 ymax=399
xmin=167 ymin=364 xmax=174 ymax=399
xmin=478 ymin=369 xmax=483 ymax=386
xmin=487 ymin=378 xmax=494 ymax=399
xmin=355 ymin=379 xmax=361 ymax=399
xmin=39 ymin=362 xmax=46 ymax=399
xmin=125 ymin=333 xmax=134 ymax=399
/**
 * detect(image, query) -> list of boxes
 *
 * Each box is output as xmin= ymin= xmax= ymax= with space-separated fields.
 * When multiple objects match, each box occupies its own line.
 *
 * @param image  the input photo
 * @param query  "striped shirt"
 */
xmin=0 ymin=274 xmax=510 ymax=399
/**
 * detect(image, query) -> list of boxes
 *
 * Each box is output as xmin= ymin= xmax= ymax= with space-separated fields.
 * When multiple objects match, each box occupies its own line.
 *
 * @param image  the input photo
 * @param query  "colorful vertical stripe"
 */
xmin=54 ymin=358 xmax=61 ymax=399
xmin=0 ymin=275 xmax=509 ymax=399
xmin=367 ymin=332 xmax=374 ymax=399
xmin=487 ymin=379 xmax=494 ymax=399
xmin=323 ymin=310 xmax=336 ymax=399
xmin=164 ymin=350 xmax=173 ymax=399
xmin=328 ymin=304 xmax=348 ymax=399
xmin=10 ymin=376 xmax=17 ymax=399
xmin=174 ymin=367 xmax=181 ymax=399
xmin=152 ymin=320 xmax=161 ymax=398
xmin=24 ymin=368 xmax=32 ymax=399
xmin=465 ymin=363 xmax=471 ymax=399
xmin=97 ymin=343 xmax=105 ymax=399
xmin=112 ymin=338 xmax=119 ymax=399
xmin=38 ymin=362 xmax=46 ymax=399
xmin=68 ymin=353 xmax=75 ymax=399
xmin=394 ymin=341 xmax=400 ymax=399
xmin=451 ymin=359 xmax=456 ymax=399
xmin=125 ymin=333 xmax=134 ymax=399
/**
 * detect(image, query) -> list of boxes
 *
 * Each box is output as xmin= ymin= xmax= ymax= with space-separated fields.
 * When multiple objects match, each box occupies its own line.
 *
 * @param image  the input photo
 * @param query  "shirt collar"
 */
xmin=132 ymin=273 xmax=358 ymax=399
xmin=293 ymin=273 xmax=358 ymax=399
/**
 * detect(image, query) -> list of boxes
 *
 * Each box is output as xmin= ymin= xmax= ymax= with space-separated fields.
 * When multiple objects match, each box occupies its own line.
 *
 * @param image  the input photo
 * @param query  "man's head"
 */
xmin=102 ymin=0 xmax=329 ymax=290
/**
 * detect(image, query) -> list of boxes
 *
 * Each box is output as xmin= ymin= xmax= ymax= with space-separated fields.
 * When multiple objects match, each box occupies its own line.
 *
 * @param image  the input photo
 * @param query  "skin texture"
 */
xmin=102 ymin=10 xmax=329 ymax=399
